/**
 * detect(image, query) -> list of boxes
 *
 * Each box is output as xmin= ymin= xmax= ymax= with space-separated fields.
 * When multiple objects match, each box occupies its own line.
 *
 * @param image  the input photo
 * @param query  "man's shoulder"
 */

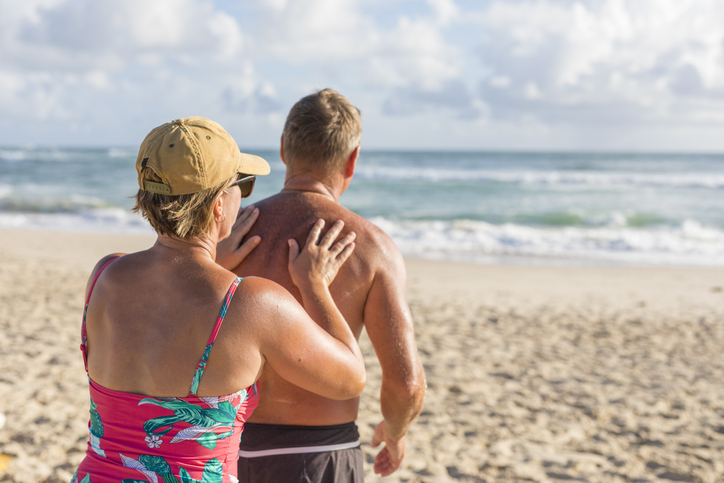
xmin=255 ymin=192 xmax=402 ymax=266
xmin=338 ymin=213 xmax=404 ymax=276
xmin=257 ymin=194 xmax=388 ymax=236
xmin=327 ymin=206 xmax=387 ymax=237
xmin=311 ymin=203 xmax=399 ymax=257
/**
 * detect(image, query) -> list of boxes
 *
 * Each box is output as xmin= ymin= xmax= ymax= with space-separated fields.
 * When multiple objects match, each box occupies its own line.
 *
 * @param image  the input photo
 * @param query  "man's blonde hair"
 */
xmin=282 ymin=88 xmax=362 ymax=176
xmin=133 ymin=168 xmax=236 ymax=239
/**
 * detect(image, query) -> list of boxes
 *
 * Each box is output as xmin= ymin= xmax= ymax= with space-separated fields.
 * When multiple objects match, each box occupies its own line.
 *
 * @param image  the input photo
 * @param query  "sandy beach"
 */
xmin=1 ymin=229 xmax=723 ymax=482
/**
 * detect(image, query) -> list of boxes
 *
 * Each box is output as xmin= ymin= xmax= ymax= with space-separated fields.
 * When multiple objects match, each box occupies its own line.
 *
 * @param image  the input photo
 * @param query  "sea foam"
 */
xmin=370 ymin=217 xmax=724 ymax=266
xmin=356 ymin=166 xmax=724 ymax=190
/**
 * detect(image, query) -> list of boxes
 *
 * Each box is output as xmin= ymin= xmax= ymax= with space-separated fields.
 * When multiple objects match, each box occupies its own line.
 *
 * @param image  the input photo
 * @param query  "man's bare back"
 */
xmin=232 ymin=190 xmax=398 ymax=425
xmin=227 ymin=88 xmax=425 ymax=480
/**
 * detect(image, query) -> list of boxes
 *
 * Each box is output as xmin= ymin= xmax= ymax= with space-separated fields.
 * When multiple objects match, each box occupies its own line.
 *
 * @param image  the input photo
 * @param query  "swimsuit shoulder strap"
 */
xmin=81 ymin=257 xmax=121 ymax=373
xmin=189 ymin=277 xmax=243 ymax=396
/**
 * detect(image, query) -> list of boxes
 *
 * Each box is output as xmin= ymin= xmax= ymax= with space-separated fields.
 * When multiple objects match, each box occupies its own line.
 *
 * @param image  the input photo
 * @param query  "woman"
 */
xmin=72 ymin=117 xmax=365 ymax=482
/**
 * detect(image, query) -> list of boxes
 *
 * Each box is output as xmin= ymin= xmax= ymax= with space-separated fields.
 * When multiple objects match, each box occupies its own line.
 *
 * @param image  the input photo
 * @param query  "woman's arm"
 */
xmin=254 ymin=219 xmax=365 ymax=400
xmin=287 ymin=219 xmax=360 ymax=355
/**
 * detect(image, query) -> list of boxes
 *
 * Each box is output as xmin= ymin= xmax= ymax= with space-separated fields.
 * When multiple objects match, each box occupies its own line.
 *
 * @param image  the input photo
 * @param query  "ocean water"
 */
xmin=1 ymin=147 xmax=723 ymax=266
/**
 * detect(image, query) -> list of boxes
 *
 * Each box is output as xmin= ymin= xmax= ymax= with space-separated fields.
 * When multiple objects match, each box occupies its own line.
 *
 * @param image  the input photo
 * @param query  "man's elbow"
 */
xmin=406 ymin=377 xmax=427 ymax=412
xmin=333 ymin=370 xmax=366 ymax=401
xmin=351 ymin=371 xmax=367 ymax=399
xmin=385 ymin=374 xmax=426 ymax=411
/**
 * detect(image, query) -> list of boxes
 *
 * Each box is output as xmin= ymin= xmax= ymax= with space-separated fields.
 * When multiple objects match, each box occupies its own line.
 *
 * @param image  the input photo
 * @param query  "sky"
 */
xmin=1 ymin=0 xmax=724 ymax=152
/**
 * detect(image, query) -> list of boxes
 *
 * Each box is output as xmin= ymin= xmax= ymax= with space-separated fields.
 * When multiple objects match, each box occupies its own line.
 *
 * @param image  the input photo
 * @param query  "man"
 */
xmin=231 ymin=89 xmax=426 ymax=482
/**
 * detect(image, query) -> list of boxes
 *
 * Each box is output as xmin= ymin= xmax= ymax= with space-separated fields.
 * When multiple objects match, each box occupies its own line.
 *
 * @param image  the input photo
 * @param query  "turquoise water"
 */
xmin=2 ymin=147 xmax=724 ymax=265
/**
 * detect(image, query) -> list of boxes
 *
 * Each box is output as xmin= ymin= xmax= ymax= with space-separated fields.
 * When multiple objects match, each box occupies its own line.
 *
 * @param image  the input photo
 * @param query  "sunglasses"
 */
xmin=230 ymin=175 xmax=256 ymax=198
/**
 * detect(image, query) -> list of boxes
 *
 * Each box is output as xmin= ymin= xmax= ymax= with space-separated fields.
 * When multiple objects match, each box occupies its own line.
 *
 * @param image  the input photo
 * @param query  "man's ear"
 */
xmin=345 ymin=146 xmax=359 ymax=178
xmin=279 ymin=134 xmax=286 ymax=165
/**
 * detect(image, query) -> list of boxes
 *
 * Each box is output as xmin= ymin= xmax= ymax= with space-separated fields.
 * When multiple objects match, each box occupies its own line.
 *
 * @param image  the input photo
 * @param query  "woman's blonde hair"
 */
xmin=133 ymin=168 xmax=236 ymax=239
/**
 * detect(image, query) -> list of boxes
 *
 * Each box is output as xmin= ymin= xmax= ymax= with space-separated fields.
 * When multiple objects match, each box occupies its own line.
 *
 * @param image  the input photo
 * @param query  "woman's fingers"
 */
xmin=235 ymin=235 xmax=261 ymax=260
xmin=234 ymin=205 xmax=259 ymax=231
xmin=319 ymin=220 xmax=344 ymax=248
xmin=224 ymin=206 xmax=258 ymax=249
xmin=336 ymin=242 xmax=355 ymax=266
xmin=232 ymin=204 xmax=251 ymax=227
xmin=305 ymin=219 xmax=325 ymax=248
xmin=330 ymin=232 xmax=356 ymax=257
xmin=287 ymin=238 xmax=300 ymax=269
xmin=215 ymin=207 xmax=258 ymax=270
xmin=288 ymin=220 xmax=355 ymax=289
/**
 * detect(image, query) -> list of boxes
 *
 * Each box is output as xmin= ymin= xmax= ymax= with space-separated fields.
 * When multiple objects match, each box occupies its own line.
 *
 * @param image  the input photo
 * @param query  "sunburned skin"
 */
xmin=233 ymin=191 xmax=374 ymax=424
xmin=228 ymin=170 xmax=426 ymax=476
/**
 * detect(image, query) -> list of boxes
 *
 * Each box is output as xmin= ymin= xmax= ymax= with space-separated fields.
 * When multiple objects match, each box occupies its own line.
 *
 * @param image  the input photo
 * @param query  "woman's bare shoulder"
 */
xmin=84 ymin=252 xmax=127 ymax=299
xmin=224 ymin=276 xmax=307 ymax=331
xmin=232 ymin=276 xmax=298 ymax=308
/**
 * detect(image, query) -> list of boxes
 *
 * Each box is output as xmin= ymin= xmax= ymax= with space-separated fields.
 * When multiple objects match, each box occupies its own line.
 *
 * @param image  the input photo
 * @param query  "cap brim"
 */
xmin=240 ymin=153 xmax=271 ymax=176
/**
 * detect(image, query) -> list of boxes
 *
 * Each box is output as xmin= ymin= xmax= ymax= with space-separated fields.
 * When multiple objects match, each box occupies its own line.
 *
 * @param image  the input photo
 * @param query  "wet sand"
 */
xmin=1 ymin=229 xmax=723 ymax=482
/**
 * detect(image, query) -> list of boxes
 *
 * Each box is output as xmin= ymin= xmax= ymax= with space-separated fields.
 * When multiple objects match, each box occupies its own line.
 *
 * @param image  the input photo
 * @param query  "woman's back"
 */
xmin=84 ymin=249 xmax=259 ymax=398
xmin=76 ymin=254 xmax=259 ymax=483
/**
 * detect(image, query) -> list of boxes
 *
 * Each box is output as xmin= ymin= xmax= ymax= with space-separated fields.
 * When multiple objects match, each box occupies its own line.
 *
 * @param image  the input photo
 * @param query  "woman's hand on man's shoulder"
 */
xmin=216 ymin=205 xmax=261 ymax=271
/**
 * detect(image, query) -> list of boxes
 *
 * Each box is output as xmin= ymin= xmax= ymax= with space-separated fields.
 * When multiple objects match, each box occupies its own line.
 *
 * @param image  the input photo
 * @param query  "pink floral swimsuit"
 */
xmin=73 ymin=259 xmax=258 ymax=483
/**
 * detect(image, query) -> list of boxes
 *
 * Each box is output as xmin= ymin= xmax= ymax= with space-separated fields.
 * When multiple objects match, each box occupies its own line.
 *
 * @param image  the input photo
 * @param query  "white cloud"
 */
xmin=0 ymin=0 xmax=64 ymax=27
xmin=489 ymin=76 xmax=511 ymax=88
xmin=427 ymin=0 xmax=459 ymax=27
xmin=249 ymin=0 xmax=463 ymax=92
xmin=234 ymin=0 xmax=475 ymax=119
xmin=4 ymin=0 xmax=724 ymax=149
xmin=0 ymin=0 xmax=247 ymax=127
xmin=222 ymin=62 xmax=282 ymax=116
xmin=0 ymin=0 xmax=471 ymax=134
xmin=12 ymin=0 xmax=243 ymax=69
xmin=373 ymin=15 xmax=460 ymax=91
xmin=251 ymin=0 xmax=370 ymax=61
xmin=524 ymin=82 xmax=541 ymax=100
xmin=476 ymin=0 xmax=724 ymax=125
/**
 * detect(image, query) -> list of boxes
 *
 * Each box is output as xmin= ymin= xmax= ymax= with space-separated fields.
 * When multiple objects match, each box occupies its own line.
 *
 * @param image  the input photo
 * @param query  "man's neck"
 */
xmin=282 ymin=172 xmax=345 ymax=203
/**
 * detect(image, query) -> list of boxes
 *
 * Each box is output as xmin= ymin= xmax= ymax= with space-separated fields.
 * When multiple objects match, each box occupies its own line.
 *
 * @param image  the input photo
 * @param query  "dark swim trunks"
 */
xmin=237 ymin=422 xmax=364 ymax=483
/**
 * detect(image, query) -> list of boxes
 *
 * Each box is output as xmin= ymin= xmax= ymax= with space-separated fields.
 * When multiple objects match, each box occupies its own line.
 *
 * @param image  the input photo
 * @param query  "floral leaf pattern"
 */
xmin=178 ymin=468 xmax=196 ymax=483
xmin=138 ymin=399 xmax=236 ymax=450
xmin=70 ymin=470 xmax=87 ymax=483
xmin=176 ymin=460 xmax=224 ymax=483
xmin=120 ymin=453 xmax=159 ymax=483
xmin=201 ymin=458 xmax=223 ymax=483
xmin=170 ymin=425 xmax=221 ymax=444
xmin=89 ymin=398 xmax=103 ymax=437
xmin=189 ymin=344 xmax=213 ymax=396
xmin=138 ymin=455 xmax=172 ymax=477
xmin=87 ymin=397 xmax=106 ymax=458
xmin=89 ymin=434 xmax=106 ymax=458
xmin=199 ymin=396 xmax=219 ymax=409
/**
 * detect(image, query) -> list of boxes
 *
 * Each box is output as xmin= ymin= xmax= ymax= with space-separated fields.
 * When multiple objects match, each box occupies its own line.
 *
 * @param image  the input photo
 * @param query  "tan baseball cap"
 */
xmin=136 ymin=117 xmax=270 ymax=196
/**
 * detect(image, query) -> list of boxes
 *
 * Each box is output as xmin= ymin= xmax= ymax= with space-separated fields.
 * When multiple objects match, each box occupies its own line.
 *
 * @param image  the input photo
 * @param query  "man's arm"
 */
xmin=363 ymin=238 xmax=426 ymax=476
